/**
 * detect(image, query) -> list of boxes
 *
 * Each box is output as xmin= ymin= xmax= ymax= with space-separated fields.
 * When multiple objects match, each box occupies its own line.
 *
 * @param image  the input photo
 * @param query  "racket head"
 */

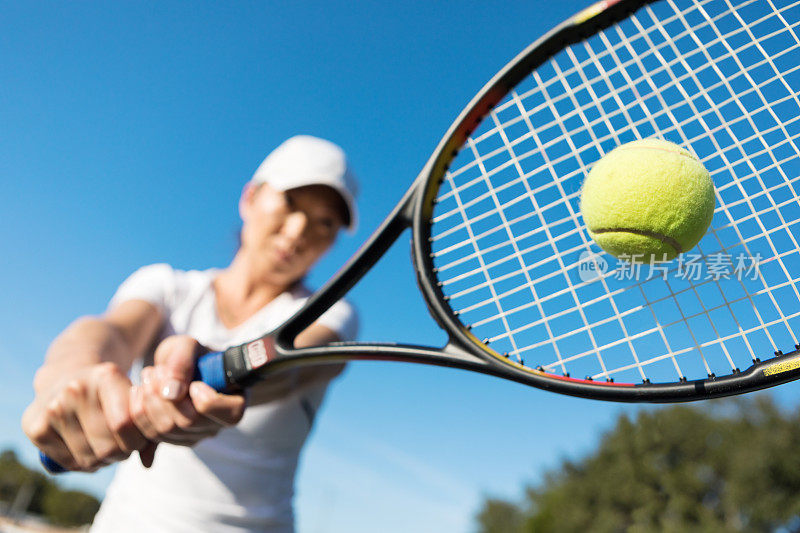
xmin=411 ymin=0 xmax=800 ymax=400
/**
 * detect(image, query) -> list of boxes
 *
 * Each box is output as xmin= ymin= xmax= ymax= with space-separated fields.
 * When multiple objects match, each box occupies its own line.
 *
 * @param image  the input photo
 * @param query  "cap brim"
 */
xmin=254 ymin=173 xmax=358 ymax=232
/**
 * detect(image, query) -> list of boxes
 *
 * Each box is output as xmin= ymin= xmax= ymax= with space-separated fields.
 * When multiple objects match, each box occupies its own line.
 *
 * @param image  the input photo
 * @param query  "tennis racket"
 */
xmin=42 ymin=0 xmax=800 ymax=472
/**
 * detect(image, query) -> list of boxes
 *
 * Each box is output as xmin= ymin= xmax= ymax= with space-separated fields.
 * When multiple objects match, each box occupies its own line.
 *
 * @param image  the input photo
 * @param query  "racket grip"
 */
xmin=194 ymin=351 xmax=231 ymax=393
xmin=40 ymin=351 xmax=231 ymax=474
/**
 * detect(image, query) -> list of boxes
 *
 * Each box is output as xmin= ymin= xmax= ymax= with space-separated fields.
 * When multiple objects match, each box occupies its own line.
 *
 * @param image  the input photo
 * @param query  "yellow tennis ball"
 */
xmin=580 ymin=139 xmax=715 ymax=262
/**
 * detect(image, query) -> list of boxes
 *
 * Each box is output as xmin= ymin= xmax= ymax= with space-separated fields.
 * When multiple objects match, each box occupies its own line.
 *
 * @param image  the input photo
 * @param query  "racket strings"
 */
xmin=430 ymin=0 xmax=800 ymax=384
xmin=483 ymin=108 xmax=602 ymax=374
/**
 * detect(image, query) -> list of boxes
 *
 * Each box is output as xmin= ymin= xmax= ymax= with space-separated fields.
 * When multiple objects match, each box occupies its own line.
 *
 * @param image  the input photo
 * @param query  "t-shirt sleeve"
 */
xmin=108 ymin=263 xmax=177 ymax=314
xmin=317 ymin=299 xmax=358 ymax=342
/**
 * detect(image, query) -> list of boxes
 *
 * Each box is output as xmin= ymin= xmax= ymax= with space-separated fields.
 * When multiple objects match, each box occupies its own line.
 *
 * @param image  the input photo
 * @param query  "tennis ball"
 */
xmin=580 ymin=139 xmax=715 ymax=262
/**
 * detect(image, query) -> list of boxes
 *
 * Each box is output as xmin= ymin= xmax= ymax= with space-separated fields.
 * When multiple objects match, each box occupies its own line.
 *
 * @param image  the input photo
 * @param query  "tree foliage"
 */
xmin=476 ymin=397 xmax=800 ymax=533
xmin=41 ymin=488 xmax=101 ymax=527
xmin=0 ymin=449 xmax=100 ymax=527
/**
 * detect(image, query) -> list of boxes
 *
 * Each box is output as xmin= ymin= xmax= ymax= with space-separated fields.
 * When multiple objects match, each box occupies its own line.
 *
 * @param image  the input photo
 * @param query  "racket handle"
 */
xmin=40 ymin=351 xmax=231 ymax=474
xmin=194 ymin=351 xmax=230 ymax=392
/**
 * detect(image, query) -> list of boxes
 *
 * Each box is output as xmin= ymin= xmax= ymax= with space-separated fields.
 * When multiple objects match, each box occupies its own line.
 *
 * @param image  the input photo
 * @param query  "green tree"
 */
xmin=0 ymin=449 xmax=53 ymax=516
xmin=476 ymin=497 xmax=525 ymax=532
xmin=476 ymin=397 xmax=800 ymax=533
xmin=41 ymin=488 xmax=101 ymax=527
xmin=0 ymin=448 xmax=100 ymax=526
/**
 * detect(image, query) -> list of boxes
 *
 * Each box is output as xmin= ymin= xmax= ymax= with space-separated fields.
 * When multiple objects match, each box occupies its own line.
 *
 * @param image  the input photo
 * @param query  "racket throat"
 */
xmin=223 ymin=337 xmax=276 ymax=389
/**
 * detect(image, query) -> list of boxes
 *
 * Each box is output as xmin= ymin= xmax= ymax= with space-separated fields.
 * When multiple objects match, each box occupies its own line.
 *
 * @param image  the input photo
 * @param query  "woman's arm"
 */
xmin=34 ymin=300 xmax=162 ymax=389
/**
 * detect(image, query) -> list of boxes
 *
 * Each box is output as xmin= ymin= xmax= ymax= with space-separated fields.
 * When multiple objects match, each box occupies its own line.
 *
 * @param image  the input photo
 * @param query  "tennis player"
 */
xmin=22 ymin=135 xmax=359 ymax=532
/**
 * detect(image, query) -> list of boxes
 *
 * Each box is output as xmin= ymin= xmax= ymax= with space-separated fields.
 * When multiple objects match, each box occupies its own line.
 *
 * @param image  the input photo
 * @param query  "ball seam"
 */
xmin=590 ymin=227 xmax=683 ymax=255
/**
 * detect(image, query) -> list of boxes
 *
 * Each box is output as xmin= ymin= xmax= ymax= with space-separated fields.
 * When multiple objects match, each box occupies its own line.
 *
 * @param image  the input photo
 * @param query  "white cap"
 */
xmin=251 ymin=135 xmax=359 ymax=231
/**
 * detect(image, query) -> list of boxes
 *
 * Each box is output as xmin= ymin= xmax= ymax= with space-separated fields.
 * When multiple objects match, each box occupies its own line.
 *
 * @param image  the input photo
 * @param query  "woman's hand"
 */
xmin=130 ymin=335 xmax=246 ymax=449
xmin=22 ymin=362 xmax=150 ymax=472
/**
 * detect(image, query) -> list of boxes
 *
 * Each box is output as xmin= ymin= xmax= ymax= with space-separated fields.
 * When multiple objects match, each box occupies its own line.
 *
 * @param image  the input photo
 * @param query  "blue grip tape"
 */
xmin=40 ymin=450 xmax=67 ymax=474
xmin=195 ymin=351 xmax=229 ymax=392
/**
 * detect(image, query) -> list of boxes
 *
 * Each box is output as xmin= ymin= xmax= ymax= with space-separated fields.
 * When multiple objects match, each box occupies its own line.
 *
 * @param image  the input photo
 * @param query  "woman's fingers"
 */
xmin=131 ymin=365 xmax=242 ymax=446
xmin=98 ymin=366 xmax=149 ymax=455
xmin=23 ymin=363 xmax=149 ymax=472
xmin=153 ymin=335 xmax=202 ymax=401
xmin=189 ymin=381 xmax=246 ymax=426
xmin=127 ymin=334 xmax=247 ymax=450
xmin=46 ymin=392 xmax=98 ymax=471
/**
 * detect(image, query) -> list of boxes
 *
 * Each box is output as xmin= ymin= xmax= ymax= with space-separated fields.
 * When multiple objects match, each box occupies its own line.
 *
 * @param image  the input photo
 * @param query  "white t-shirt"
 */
xmin=90 ymin=264 xmax=357 ymax=533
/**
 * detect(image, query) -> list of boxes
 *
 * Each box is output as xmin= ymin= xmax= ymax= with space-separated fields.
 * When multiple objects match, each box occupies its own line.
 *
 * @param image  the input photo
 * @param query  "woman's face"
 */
xmin=240 ymin=183 xmax=346 ymax=286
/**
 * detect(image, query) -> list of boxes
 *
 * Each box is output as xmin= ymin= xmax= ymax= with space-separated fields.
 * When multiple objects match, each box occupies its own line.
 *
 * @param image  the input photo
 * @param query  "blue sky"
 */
xmin=3 ymin=1 xmax=800 ymax=532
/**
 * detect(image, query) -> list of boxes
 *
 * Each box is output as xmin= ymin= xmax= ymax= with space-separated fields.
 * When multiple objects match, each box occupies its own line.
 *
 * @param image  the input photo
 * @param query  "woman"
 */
xmin=22 ymin=135 xmax=359 ymax=532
